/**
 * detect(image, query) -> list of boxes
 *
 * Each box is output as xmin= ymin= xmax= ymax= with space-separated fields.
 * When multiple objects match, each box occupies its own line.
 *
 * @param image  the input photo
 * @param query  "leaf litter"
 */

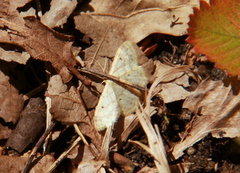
xmin=0 ymin=0 xmax=239 ymax=173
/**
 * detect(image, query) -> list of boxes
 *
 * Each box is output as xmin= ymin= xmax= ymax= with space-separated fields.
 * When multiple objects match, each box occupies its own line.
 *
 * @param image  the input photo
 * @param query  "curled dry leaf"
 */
xmin=152 ymin=61 xmax=191 ymax=103
xmin=86 ymin=0 xmax=198 ymax=14
xmin=172 ymin=79 xmax=240 ymax=159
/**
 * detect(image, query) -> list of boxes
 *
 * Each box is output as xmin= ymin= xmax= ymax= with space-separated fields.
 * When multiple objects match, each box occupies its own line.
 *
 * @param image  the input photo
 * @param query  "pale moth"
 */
xmin=94 ymin=41 xmax=148 ymax=131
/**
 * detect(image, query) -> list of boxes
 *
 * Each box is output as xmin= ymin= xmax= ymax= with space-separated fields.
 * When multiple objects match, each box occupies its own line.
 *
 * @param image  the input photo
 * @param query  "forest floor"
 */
xmin=0 ymin=1 xmax=239 ymax=173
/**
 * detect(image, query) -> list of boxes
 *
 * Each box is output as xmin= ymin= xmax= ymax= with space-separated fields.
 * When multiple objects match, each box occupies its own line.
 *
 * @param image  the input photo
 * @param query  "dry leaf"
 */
xmin=0 ymin=67 xmax=24 ymax=123
xmin=172 ymin=79 xmax=240 ymax=159
xmin=0 ymin=16 xmax=75 ymax=82
xmin=0 ymin=1 xmax=90 ymax=84
xmin=74 ymin=0 xmax=200 ymax=69
xmin=137 ymin=166 xmax=159 ymax=173
xmin=0 ymin=155 xmax=54 ymax=173
xmin=47 ymin=75 xmax=87 ymax=124
xmin=41 ymin=0 xmax=78 ymax=28
xmin=153 ymin=61 xmax=191 ymax=103
xmin=0 ymin=46 xmax=30 ymax=64
xmin=47 ymin=75 xmax=102 ymax=149
xmin=109 ymin=152 xmax=135 ymax=173
xmin=86 ymin=0 xmax=197 ymax=14
xmin=9 ymin=0 xmax=32 ymax=9
xmin=75 ymin=160 xmax=106 ymax=173
xmin=0 ymin=124 xmax=11 ymax=140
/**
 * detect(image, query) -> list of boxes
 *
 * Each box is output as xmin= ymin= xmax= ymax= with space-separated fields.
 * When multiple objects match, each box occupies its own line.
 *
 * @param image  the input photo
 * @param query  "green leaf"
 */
xmin=186 ymin=0 xmax=240 ymax=76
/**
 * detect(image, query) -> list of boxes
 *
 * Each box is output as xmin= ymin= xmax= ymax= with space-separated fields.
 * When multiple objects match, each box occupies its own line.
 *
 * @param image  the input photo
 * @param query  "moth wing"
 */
xmin=109 ymin=41 xmax=138 ymax=77
xmin=113 ymin=66 xmax=148 ymax=116
xmin=94 ymin=81 xmax=121 ymax=131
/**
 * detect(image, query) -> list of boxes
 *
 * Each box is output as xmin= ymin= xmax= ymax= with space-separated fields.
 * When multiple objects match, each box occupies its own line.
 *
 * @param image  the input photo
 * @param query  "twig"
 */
xmin=79 ymin=67 xmax=146 ymax=92
xmin=22 ymin=122 xmax=56 ymax=173
xmin=44 ymin=136 xmax=81 ymax=173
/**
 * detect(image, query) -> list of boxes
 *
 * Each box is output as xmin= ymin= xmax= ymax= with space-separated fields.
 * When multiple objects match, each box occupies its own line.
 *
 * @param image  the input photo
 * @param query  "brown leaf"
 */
xmin=0 ymin=45 xmax=30 ymax=64
xmin=0 ymin=154 xmax=54 ymax=173
xmin=47 ymin=75 xmax=87 ymax=124
xmin=0 ymin=16 xmax=74 ymax=82
xmin=9 ymin=0 xmax=32 ymax=9
xmin=0 ymin=2 xmax=90 ymax=84
xmin=78 ymin=109 xmax=103 ymax=150
xmin=0 ymin=68 xmax=24 ymax=123
xmin=74 ymin=0 xmax=199 ymax=68
xmin=0 ymin=123 xmax=11 ymax=140
xmin=152 ymin=61 xmax=191 ymax=103
xmin=47 ymin=75 xmax=102 ymax=150
xmin=172 ymin=79 xmax=240 ymax=159
xmin=41 ymin=0 xmax=78 ymax=28
xmin=80 ymin=0 xmax=198 ymax=16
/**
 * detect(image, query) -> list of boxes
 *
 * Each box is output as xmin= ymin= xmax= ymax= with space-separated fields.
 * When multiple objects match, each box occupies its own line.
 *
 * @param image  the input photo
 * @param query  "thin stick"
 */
xmin=22 ymin=122 xmax=56 ymax=173
xmin=44 ymin=136 xmax=81 ymax=173
xmin=79 ymin=67 xmax=146 ymax=92
xmin=73 ymin=124 xmax=98 ymax=158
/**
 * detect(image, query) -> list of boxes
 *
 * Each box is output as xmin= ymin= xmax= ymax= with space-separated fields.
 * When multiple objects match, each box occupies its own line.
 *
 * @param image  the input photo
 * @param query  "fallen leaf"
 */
xmin=0 ymin=2 xmax=90 ymax=84
xmin=159 ymin=83 xmax=190 ymax=103
xmin=74 ymin=0 xmax=200 ymax=70
xmin=0 ymin=45 xmax=30 ymax=64
xmin=75 ymin=160 xmax=106 ymax=173
xmin=186 ymin=0 xmax=240 ymax=75
xmin=152 ymin=61 xmax=191 ymax=103
xmin=86 ymin=0 xmax=197 ymax=14
xmin=9 ymin=0 xmax=32 ymax=9
xmin=94 ymin=41 xmax=148 ymax=131
xmin=0 ymin=16 xmax=74 ymax=82
xmin=137 ymin=166 xmax=159 ymax=173
xmin=0 ymin=124 xmax=11 ymax=140
xmin=0 ymin=66 xmax=24 ymax=123
xmin=0 ymin=154 xmax=55 ymax=173
xmin=41 ymin=0 xmax=78 ymax=28
xmin=47 ymin=75 xmax=102 ymax=149
xmin=172 ymin=79 xmax=240 ymax=159
xmin=47 ymin=75 xmax=87 ymax=124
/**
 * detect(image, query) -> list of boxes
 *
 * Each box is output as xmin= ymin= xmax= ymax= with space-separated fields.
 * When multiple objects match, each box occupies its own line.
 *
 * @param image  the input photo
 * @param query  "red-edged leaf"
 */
xmin=186 ymin=0 xmax=240 ymax=76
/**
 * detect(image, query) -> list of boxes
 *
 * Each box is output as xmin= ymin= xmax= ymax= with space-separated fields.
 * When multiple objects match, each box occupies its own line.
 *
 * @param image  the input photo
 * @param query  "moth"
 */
xmin=94 ymin=41 xmax=148 ymax=131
